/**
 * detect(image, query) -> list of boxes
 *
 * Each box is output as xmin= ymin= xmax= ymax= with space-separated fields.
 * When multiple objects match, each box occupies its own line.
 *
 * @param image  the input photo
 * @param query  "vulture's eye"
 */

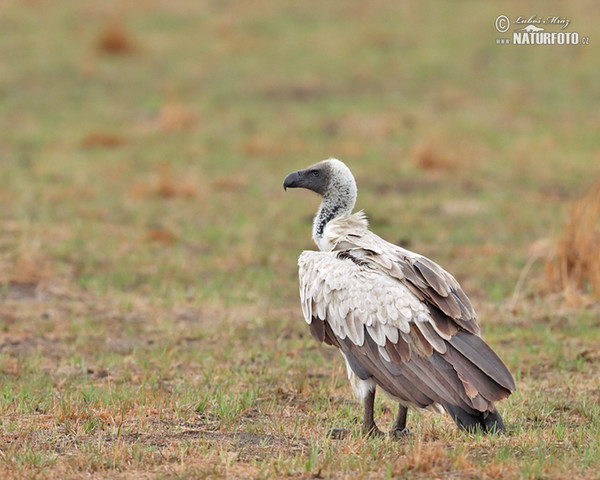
xmin=311 ymin=170 xmax=319 ymax=176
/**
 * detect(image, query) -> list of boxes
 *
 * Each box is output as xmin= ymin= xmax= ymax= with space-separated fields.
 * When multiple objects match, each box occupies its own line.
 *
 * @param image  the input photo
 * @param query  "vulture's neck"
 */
xmin=312 ymin=189 xmax=356 ymax=250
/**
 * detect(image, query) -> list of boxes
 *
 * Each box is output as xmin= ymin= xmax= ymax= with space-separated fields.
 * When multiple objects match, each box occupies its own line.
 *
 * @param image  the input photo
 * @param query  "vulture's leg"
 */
xmin=390 ymin=404 xmax=411 ymax=438
xmin=362 ymin=388 xmax=384 ymax=437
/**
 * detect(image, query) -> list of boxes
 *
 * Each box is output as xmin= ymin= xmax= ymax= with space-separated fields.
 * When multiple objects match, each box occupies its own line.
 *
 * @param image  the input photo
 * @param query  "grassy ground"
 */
xmin=1 ymin=0 xmax=600 ymax=478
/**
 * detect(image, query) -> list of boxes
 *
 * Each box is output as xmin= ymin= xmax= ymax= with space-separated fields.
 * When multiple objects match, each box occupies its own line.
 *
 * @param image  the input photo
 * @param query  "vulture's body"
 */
xmin=284 ymin=158 xmax=515 ymax=437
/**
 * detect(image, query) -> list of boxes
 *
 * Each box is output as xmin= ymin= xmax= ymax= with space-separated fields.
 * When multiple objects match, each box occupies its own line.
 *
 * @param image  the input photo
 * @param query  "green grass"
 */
xmin=1 ymin=0 xmax=600 ymax=478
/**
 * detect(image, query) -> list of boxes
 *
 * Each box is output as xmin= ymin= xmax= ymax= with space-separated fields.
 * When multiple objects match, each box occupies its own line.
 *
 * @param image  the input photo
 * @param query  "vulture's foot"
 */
xmin=327 ymin=428 xmax=349 ymax=440
xmin=389 ymin=427 xmax=411 ymax=440
xmin=362 ymin=424 xmax=385 ymax=438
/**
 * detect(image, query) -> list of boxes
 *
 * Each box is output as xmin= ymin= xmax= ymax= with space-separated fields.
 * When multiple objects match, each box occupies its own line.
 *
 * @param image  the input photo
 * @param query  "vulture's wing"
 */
xmin=335 ymin=230 xmax=480 ymax=335
xmin=298 ymin=249 xmax=515 ymax=413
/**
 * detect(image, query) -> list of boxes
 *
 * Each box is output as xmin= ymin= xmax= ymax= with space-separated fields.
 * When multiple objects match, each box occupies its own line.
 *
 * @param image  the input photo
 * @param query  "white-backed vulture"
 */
xmin=283 ymin=158 xmax=515 ymax=438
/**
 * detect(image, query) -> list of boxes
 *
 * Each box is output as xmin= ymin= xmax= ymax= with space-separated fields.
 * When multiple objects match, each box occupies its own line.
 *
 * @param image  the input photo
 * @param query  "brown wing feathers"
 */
xmin=311 ymin=312 xmax=512 ymax=414
xmin=413 ymin=258 xmax=450 ymax=296
xmin=449 ymin=331 xmax=516 ymax=392
xmin=360 ymin=244 xmax=480 ymax=335
xmin=401 ymin=264 xmax=479 ymax=334
xmin=308 ymin=316 xmax=326 ymax=343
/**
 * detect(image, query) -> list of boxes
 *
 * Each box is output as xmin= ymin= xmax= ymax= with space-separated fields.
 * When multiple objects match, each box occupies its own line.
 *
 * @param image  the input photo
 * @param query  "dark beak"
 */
xmin=283 ymin=170 xmax=304 ymax=191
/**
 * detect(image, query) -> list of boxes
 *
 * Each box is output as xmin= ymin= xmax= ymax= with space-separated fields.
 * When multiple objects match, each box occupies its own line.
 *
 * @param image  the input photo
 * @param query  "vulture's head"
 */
xmin=283 ymin=158 xmax=357 ymax=202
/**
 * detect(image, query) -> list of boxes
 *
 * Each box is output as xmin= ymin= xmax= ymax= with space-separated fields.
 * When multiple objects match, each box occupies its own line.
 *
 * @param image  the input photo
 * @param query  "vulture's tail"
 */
xmin=444 ymin=404 xmax=505 ymax=433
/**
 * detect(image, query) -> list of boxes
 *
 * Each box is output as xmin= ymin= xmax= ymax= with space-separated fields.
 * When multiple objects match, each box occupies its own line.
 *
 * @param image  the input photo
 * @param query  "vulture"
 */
xmin=283 ymin=158 xmax=515 ymax=438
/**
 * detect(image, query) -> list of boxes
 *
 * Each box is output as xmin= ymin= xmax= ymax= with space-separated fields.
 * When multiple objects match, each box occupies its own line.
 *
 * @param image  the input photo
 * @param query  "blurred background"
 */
xmin=0 ymin=0 xmax=599 ymax=476
xmin=1 ymin=0 xmax=598 ymax=307
xmin=1 ymin=0 xmax=599 ymax=302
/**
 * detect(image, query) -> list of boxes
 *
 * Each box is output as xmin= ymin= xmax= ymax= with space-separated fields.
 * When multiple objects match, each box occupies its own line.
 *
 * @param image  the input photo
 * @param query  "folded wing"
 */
xmin=298 ymin=248 xmax=515 ymax=414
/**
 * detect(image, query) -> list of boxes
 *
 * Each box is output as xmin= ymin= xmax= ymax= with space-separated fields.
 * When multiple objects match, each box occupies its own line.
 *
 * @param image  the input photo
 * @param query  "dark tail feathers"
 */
xmin=445 ymin=404 xmax=505 ymax=434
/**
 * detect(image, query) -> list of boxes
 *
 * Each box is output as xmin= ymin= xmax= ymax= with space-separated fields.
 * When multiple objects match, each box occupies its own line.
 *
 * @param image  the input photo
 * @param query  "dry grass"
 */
xmin=546 ymin=179 xmax=600 ymax=302
xmin=81 ymin=132 xmax=128 ymax=149
xmin=96 ymin=20 xmax=138 ymax=55
xmin=155 ymin=102 xmax=197 ymax=132
xmin=145 ymin=227 xmax=178 ymax=245
xmin=411 ymin=138 xmax=457 ymax=172
xmin=130 ymin=164 xmax=199 ymax=200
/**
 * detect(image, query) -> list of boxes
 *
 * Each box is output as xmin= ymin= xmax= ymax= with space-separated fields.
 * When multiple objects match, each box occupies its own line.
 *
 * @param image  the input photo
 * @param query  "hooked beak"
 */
xmin=283 ymin=170 xmax=305 ymax=191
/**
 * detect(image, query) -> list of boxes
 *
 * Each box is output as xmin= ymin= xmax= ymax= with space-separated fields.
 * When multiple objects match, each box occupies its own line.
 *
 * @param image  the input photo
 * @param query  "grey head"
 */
xmin=283 ymin=159 xmax=358 ymax=243
xmin=283 ymin=158 xmax=357 ymax=202
xmin=283 ymin=161 xmax=331 ymax=195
